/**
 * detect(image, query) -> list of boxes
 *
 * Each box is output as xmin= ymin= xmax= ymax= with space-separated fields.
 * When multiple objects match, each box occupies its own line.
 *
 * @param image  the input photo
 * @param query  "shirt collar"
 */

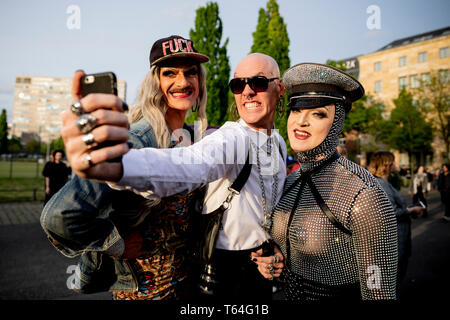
xmin=238 ymin=119 xmax=276 ymax=149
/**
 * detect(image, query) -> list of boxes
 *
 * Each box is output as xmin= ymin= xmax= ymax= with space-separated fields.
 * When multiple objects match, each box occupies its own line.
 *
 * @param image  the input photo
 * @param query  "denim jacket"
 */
xmin=40 ymin=119 xmax=201 ymax=294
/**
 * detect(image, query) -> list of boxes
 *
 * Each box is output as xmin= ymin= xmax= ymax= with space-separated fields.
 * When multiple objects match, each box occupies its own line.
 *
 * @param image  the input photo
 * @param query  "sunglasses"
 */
xmin=229 ymin=76 xmax=279 ymax=94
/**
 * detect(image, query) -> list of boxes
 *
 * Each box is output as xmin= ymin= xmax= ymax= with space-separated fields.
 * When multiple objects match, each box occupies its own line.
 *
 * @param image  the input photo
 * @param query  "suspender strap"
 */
xmin=229 ymin=153 xmax=252 ymax=193
xmin=222 ymin=153 xmax=252 ymax=209
xmin=305 ymin=175 xmax=352 ymax=235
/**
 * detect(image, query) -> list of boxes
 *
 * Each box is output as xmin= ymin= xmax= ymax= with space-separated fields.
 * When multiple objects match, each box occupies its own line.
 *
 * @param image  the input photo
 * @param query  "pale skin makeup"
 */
xmin=287 ymin=105 xmax=335 ymax=154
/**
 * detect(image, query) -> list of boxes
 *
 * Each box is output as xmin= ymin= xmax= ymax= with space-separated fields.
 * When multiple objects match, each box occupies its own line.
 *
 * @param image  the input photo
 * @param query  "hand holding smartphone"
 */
xmin=80 ymin=72 xmax=127 ymax=162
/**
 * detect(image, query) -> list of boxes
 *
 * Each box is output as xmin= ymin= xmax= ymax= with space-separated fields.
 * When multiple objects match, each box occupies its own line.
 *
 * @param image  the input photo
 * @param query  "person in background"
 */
xmin=42 ymin=149 xmax=71 ymax=204
xmin=425 ymin=167 xmax=433 ymax=193
xmin=368 ymin=151 xmax=424 ymax=297
xmin=286 ymin=155 xmax=298 ymax=175
xmin=433 ymin=167 xmax=441 ymax=190
xmin=438 ymin=163 xmax=450 ymax=222
xmin=336 ymin=144 xmax=347 ymax=158
xmin=411 ymin=166 xmax=428 ymax=218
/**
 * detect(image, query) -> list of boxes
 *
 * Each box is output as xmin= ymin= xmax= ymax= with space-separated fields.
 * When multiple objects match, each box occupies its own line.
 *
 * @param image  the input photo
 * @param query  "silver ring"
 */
xmin=272 ymin=255 xmax=280 ymax=264
xmin=267 ymin=264 xmax=274 ymax=273
xmin=70 ymin=100 xmax=85 ymax=115
xmin=84 ymin=153 xmax=94 ymax=167
xmin=82 ymin=133 xmax=97 ymax=148
xmin=76 ymin=114 xmax=98 ymax=134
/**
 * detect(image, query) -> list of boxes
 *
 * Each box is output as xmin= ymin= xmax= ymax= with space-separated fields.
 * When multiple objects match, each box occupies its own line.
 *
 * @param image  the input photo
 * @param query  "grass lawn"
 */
xmin=0 ymin=160 xmax=46 ymax=202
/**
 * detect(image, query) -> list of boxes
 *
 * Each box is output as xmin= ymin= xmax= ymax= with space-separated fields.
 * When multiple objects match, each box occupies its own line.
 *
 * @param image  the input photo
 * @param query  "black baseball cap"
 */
xmin=149 ymin=35 xmax=210 ymax=67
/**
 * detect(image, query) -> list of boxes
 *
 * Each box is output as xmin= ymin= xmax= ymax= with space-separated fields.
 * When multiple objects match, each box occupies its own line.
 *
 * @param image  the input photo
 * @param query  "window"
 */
xmin=399 ymin=76 xmax=408 ymax=90
xmin=418 ymin=51 xmax=428 ymax=63
xmin=374 ymin=61 xmax=382 ymax=71
xmin=440 ymin=47 xmax=450 ymax=59
xmin=15 ymin=77 xmax=31 ymax=84
xmin=399 ymin=56 xmax=407 ymax=66
xmin=375 ymin=81 xmax=382 ymax=93
xmin=440 ymin=69 xmax=449 ymax=84
xmin=421 ymin=73 xmax=431 ymax=85
xmin=410 ymin=75 xmax=419 ymax=88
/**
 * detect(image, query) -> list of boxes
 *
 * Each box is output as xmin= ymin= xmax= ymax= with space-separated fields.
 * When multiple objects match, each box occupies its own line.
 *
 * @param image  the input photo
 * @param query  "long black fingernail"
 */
xmin=122 ymin=102 xmax=129 ymax=112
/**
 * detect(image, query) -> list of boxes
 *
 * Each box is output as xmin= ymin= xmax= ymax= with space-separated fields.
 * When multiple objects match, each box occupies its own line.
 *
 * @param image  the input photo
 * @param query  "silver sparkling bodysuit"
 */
xmin=271 ymin=103 xmax=398 ymax=301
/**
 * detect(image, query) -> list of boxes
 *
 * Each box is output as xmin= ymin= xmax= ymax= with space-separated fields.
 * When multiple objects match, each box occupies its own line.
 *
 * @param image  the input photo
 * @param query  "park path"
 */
xmin=0 ymin=202 xmax=42 ymax=225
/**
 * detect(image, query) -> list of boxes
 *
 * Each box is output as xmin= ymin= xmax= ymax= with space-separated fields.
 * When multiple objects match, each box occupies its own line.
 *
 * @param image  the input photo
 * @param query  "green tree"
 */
xmin=0 ymin=109 xmax=7 ymax=154
xmin=24 ymin=139 xmax=40 ymax=154
xmin=251 ymin=8 xmax=270 ymax=54
xmin=250 ymin=0 xmax=290 ymax=148
xmin=413 ymin=71 xmax=450 ymax=162
xmin=50 ymin=136 xmax=65 ymax=152
xmin=8 ymin=136 xmax=21 ymax=153
xmin=325 ymin=59 xmax=347 ymax=72
xmin=188 ymin=1 xmax=231 ymax=127
xmin=343 ymin=94 xmax=387 ymax=136
xmin=251 ymin=0 xmax=290 ymax=74
xmin=385 ymin=89 xmax=433 ymax=169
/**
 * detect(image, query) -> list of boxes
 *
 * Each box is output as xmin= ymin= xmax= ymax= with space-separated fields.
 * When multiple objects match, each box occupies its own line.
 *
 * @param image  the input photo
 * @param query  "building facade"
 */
xmin=358 ymin=26 xmax=449 ymax=112
xmin=340 ymin=26 xmax=450 ymax=168
xmin=12 ymin=75 xmax=126 ymax=143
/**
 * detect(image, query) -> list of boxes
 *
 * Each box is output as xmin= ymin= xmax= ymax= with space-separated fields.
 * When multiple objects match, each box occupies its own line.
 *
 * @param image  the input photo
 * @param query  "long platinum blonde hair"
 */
xmin=130 ymin=63 xmax=208 ymax=148
xmin=127 ymin=62 xmax=207 ymax=226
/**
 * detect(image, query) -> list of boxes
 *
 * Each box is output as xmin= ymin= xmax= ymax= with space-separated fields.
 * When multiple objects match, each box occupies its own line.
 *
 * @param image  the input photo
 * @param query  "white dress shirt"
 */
xmin=112 ymin=119 xmax=287 ymax=251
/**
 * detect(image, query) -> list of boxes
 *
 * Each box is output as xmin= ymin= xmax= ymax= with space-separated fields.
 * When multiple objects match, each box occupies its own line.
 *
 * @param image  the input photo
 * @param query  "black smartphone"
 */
xmin=80 ymin=72 xmax=123 ymax=162
xmin=81 ymin=72 xmax=118 ymax=97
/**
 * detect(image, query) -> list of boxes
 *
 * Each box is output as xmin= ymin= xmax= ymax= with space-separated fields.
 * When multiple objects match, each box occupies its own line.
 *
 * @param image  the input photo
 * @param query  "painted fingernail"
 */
xmin=122 ymin=102 xmax=129 ymax=111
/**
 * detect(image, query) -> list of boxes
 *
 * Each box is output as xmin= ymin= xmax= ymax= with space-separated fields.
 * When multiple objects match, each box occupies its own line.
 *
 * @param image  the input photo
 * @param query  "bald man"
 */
xmin=61 ymin=53 xmax=287 ymax=300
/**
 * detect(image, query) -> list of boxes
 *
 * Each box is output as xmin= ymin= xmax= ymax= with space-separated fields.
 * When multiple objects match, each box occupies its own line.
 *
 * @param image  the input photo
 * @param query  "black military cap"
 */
xmin=283 ymin=63 xmax=365 ymax=112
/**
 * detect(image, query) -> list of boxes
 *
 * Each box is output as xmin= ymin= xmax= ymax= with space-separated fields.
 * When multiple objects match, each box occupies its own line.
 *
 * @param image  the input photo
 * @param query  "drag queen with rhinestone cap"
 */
xmin=255 ymin=63 xmax=398 ymax=301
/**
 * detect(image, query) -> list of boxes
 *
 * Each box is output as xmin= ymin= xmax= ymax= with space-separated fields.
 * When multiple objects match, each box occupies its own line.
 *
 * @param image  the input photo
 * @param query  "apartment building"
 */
xmin=12 ymin=75 xmax=126 ymax=143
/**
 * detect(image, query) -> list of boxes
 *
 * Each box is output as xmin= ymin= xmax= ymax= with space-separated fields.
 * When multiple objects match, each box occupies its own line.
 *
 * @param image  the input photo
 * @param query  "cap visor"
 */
xmin=152 ymin=52 xmax=209 ymax=66
xmin=288 ymin=96 xmax=341 ymax=109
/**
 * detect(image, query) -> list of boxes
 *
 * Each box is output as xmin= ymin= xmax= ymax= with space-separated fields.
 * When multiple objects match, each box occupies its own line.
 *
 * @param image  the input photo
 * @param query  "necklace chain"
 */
xmin=251 ymin=138 xmax=278 ymax=234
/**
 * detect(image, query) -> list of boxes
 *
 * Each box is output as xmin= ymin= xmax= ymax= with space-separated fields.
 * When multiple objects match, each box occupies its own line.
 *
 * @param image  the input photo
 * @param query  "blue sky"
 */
xmin=1 ymin=0 xmax=449 ymax=122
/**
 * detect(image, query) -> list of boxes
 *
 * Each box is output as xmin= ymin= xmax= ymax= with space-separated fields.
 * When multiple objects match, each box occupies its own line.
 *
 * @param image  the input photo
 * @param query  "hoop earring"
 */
xmin=229 ymin=102 xmax=239 ymax=120
xmin=192 ymin=101 xmax=199 ymax=113
xmin=276 ymin=97 xmax=285 ymax=117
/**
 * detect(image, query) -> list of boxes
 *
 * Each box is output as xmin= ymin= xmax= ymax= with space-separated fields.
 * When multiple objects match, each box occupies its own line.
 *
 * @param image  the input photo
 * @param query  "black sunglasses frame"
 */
xmin=229 ymin=76 xmax=279 ymax=94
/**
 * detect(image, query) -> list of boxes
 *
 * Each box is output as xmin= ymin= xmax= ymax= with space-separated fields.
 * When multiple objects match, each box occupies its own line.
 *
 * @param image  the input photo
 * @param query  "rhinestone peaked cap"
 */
xmin=283 ymin=63 xmax=365 ymax=112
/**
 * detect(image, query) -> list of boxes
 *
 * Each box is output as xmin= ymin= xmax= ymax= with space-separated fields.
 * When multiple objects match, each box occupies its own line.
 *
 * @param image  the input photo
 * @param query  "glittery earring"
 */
xmin=229 ymin=101 xmax=239 ymax=120
xmin=192 ymin=101 xmax=199 ymax=113
xmin=276 ymin=96 xmax=285 ymax=117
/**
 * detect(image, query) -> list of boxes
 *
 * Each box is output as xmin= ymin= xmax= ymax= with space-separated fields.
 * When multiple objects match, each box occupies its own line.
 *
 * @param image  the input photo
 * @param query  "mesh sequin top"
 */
xmin=271 ymin=152 xmax=398 ymax=301
xmin=271 ymin=95 xmax=397 ymax=301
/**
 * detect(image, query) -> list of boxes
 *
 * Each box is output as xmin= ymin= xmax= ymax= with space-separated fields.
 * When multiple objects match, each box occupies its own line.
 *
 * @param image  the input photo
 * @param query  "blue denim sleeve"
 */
xmin=40 ymin=176 xmax=124 ymax=258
